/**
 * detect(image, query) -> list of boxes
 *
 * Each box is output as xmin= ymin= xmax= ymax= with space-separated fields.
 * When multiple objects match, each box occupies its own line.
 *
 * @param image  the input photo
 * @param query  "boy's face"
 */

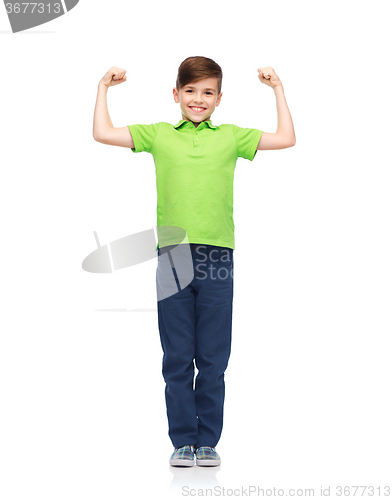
xmin=173 ymin=77 xmax=222 ymax=126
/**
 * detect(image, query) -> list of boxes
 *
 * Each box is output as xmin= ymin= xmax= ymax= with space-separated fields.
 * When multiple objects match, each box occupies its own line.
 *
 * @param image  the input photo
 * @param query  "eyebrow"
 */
xmin=184 ymin=86 xmax=217 ymax=92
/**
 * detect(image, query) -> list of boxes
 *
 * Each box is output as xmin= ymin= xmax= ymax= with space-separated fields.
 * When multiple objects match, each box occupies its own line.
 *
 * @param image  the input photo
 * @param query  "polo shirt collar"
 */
xmin=174 ymin=119 xmax=217 ymax=130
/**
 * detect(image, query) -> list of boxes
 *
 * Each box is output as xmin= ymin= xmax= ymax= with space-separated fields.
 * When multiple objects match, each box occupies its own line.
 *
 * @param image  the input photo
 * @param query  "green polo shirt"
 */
xmin=128 ymin=119 xmax=263 ymax=250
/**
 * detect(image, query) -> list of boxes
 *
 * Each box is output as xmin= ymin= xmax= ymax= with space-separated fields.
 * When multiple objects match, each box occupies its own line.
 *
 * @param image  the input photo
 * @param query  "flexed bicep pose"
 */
xmin=91 ymin=56 xmax=295 ymax=468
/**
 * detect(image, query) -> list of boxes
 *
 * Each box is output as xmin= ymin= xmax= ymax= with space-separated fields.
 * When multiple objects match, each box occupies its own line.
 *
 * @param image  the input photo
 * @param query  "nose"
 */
xmin=193 ymin=94 xmax=204 ymax=104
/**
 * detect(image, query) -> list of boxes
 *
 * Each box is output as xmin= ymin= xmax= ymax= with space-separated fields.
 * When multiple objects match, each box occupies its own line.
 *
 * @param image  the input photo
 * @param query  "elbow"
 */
xmin=93 ymin=125 xmax=107 ymax=143
xmin=93 ymin=127 xmax=114 ymax=144
xmin=286 ymin=137 xmax=296 ymax=148
xmin=93 ymin=131 xmax=103 ymax=143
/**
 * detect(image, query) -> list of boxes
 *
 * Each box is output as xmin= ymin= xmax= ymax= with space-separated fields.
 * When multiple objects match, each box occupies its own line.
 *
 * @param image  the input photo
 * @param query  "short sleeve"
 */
xmin=231 ymin=124 xmax=263 ymax=161
xmin=127 ymin=123 xmax=161 ymax=153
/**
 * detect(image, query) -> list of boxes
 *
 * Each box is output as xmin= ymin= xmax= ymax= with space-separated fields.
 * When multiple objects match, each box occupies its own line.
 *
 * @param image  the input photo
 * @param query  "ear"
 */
xmin=215 ymin=92 xmax=223 ymax=107
xmin=173 ymin=88 xmax=180 ymax=103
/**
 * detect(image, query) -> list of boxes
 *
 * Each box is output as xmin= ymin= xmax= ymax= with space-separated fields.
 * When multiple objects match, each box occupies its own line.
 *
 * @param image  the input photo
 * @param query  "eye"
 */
xmin=206 ymin=92 xmax=213 ymax=95
xmin=186 ymin=90 xmax=193 ymax=93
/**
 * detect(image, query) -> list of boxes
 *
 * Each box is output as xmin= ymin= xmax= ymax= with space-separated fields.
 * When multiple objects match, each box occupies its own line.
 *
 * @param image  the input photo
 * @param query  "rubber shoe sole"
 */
xmin=169 ymin=457 xmax=195 ymax=467
xmin=196 ymin=457 xmax=221 ymax=466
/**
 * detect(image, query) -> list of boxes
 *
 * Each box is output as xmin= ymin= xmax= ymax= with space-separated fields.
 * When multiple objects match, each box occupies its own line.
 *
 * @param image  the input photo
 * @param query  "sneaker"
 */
xmin=195 ymin=446 xmax=221 ymax=466
xmin=169 ymin=445 xmax=195 ymax=467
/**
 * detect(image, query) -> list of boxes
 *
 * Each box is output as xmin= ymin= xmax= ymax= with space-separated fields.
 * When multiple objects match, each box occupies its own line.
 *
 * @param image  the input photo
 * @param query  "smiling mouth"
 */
xmin=189 ymin=106 xmax=206 ymax=113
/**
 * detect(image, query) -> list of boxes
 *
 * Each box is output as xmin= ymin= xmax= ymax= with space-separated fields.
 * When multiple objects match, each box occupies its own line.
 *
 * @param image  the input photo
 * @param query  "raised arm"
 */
xmin=256 ymin=67 xmax=296 ymax=150
xmin=93 ymin=66 xmax=134 ymax=148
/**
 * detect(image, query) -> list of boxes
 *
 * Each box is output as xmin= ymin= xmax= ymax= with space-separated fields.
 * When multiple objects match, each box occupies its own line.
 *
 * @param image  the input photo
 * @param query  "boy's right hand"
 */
xmin=100 ymin=66 xmax=127 ymax=88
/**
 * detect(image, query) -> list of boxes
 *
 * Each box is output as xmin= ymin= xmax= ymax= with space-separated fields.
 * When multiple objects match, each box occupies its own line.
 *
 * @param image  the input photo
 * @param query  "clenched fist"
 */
xmin=100 ymin=66 xmax=127 ymax=88
xmin=257 ymin=67 xmax=282 ymax=88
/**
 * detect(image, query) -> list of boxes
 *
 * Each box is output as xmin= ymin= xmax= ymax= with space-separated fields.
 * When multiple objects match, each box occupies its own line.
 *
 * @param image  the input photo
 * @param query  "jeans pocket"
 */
xmin=214 ymin=247 xmax=233 ymax=267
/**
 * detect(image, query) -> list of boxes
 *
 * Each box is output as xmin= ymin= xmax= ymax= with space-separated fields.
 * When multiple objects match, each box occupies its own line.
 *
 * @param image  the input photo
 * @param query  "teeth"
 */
xmin=190 ymin=107 xmax=205 ymax=111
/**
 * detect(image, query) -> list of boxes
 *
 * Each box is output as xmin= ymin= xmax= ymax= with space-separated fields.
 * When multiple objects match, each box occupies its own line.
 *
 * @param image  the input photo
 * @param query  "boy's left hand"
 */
xmin=257 ymin=67 xmax=282 ymax=88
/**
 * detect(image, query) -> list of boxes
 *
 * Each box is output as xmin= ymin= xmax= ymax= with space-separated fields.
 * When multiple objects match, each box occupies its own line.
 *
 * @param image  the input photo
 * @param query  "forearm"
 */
xmin=273 ymin=85 xmax=296 ymax=145
xmin=93 ymin=83 xmax=114 ymax=140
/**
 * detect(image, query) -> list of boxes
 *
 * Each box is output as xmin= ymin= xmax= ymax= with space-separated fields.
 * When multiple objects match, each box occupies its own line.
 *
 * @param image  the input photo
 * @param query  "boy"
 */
xmin=93 ymin=56 xmax=295 ymax=467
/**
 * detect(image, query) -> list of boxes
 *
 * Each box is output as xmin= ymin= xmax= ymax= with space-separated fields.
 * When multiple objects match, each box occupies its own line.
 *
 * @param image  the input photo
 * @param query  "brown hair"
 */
xmin=176 ymin=56 xmax=223 ymax=95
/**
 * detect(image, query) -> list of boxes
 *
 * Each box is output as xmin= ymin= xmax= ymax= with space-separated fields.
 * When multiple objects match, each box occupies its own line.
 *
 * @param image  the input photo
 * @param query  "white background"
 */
xmin=1 ymin=0 xmax=391 ymax=498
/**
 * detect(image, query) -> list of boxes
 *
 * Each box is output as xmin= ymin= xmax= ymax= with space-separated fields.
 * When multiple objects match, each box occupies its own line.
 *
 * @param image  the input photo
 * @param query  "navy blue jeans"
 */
xmin=157 ymin=243 xmax=234 ymax=449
